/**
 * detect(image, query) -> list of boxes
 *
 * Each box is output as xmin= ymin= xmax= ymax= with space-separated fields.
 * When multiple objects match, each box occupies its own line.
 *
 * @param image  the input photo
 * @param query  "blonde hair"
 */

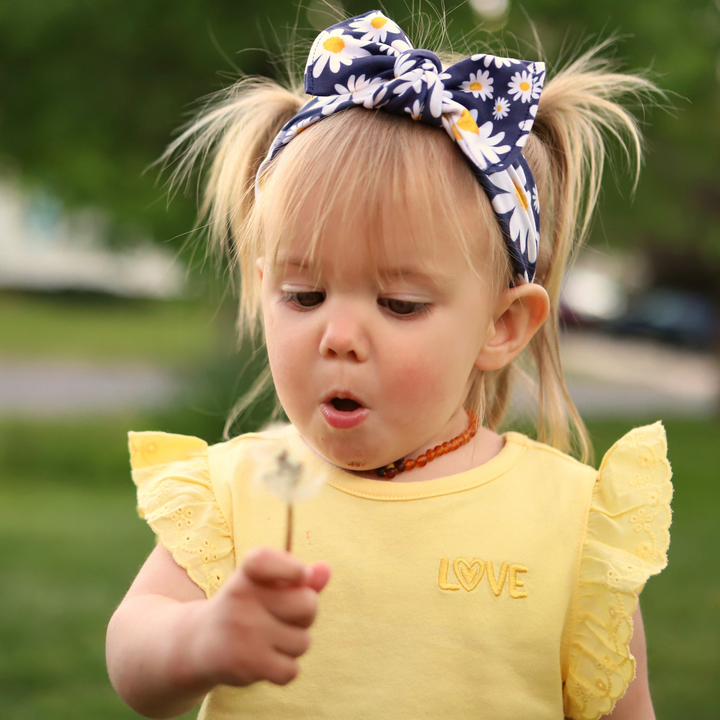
xmin=163 ymin=36 xmax=658 ymax=463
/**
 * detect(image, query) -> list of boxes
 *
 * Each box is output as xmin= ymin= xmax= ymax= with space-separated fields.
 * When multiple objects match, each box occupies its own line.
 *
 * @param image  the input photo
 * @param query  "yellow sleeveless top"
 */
xmin=128 ymin=423 xmax=672 ymax=720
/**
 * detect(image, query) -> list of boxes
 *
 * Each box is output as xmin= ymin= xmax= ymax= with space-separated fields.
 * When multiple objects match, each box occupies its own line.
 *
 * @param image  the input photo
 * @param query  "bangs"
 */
xmin=249 ymin=108 xmax=507 ymax=295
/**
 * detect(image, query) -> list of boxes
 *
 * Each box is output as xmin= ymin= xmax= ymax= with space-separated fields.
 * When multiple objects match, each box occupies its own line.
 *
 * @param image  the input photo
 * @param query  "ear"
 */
xmin=256 ymin=257 xmax=265 ymax=279
xmin=474 ymin=284 xmax=550 ymax=372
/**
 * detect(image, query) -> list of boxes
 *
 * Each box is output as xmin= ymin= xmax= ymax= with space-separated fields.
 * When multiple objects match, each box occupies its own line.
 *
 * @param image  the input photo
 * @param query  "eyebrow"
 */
xmin=275 ymin=257 xmax=450 ymax=285
xmin=275 ymin=258 xmax=313 ymax=270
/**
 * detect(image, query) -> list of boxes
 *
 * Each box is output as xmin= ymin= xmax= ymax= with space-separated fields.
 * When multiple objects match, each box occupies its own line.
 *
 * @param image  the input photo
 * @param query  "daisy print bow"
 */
xmin=258 ymin=10 xmax=546 ymax=282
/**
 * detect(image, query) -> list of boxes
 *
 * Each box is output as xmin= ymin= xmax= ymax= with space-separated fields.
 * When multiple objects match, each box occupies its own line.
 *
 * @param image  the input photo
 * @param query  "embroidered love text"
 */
xmin=438 ymin=557 xmax=528 ymax=597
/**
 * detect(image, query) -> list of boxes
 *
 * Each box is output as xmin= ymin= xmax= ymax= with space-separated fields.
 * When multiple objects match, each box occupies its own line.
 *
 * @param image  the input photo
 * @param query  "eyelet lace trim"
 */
xmin=563 ymin=422 xmax=673 ymax=720
xmin=129 ymin=432 xmax=234 ymax=598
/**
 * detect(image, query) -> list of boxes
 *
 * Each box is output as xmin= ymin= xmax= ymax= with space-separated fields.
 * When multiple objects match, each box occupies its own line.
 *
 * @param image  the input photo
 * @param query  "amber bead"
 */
xmin=371 ymin=410 xmax=478 ymax=476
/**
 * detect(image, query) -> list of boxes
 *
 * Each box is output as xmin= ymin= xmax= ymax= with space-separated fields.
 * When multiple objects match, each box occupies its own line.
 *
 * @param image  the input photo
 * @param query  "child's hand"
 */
xmin=187 ymin=547 xmax=331 ymax=688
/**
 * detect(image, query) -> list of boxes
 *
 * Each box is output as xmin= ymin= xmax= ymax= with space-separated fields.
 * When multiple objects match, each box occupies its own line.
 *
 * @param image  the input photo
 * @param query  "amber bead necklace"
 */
xmin=375 ymin=410 xmax=478 ymax=479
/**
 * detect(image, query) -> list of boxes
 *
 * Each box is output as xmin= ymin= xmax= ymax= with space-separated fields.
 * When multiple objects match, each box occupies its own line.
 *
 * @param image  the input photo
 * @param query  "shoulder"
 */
xmin=503 ymin=431 xmax=597 ymax=487
xmin=207 ymin=422 xmax=298 ymax=463
xmin=128 ymin=430 xmax=208 ymax=470
xmin=129 ymin=423 xmax=298 ymax=473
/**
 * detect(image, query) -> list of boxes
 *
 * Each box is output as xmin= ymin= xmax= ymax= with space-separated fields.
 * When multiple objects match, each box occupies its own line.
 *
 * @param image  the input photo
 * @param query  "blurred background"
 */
xmin=1 ymin=0 xmax=719 ymax=717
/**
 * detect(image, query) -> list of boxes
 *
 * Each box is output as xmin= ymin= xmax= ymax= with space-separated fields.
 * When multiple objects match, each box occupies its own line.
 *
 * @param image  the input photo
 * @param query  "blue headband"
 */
xmin=257 ymin=10 xmax=545 ymax=282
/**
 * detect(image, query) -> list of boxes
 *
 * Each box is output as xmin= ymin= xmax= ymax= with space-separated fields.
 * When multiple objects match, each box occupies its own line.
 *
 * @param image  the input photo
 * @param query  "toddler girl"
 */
xmin=106 ymin=10 xmax=673 ymax=720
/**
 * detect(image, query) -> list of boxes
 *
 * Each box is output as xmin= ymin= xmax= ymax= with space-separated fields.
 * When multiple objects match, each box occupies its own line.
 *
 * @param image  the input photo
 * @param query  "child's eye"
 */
xmin=378 ymin=298 xmax=431 ymax=317
xmin=282 ymin=291 xmax=325 ymax=308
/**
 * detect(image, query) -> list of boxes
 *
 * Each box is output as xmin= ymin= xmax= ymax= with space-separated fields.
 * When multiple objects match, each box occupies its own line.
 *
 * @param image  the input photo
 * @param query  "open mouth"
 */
xmin=321 ymin=393 xmax=369 ymax=429
xmin=331 ymin=397 xmax=362 ymax=412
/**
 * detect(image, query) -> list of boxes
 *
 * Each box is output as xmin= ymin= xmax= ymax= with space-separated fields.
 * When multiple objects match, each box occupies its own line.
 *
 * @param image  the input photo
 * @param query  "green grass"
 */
xmin=0 ymin=292 xmax=236 ymax=367
xmin=0 ymin=415 xmax=717 ymax=719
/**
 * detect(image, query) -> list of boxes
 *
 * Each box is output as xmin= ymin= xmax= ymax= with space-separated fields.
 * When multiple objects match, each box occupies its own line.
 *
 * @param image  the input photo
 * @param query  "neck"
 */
xmin=351 ymin=425 xmax=505 ymax=483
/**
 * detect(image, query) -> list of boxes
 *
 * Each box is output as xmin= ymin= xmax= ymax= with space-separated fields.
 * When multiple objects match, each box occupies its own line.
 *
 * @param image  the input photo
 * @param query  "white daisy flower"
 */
xmin=405 ymin=99 xmax=422 ymax=120
xmin=386 ymin=38 xmax=413 ymax=56
xmin=311 ymin=29 xmax=371 ymax=78
xmin=492 ymin=97 xmax=510 ymax=120
xmin=461 ymin=70 xmax=494 ymax=100
xmin=518 ymin=118 xmax=533 ymax=132
xmin=444 ymin=105 xmax=510 ymax=169
xmin=316 ymin=92 xmax=352 ymax=116
xmin=333 ymin=74 xmax=384 ymax=108
xmin=507 ymin=70 xmax=541 ymax=103
xmin=471 ymin=53 xmax=521 ymax=68
xmin=349 ymin=11 xmax=402 ymax=43
xmin=439 ymin=72 xmax=455 ymax=103
xmin=393 ymin=54 xmax=444 ymax=118
xmin=487 ymin=165 xmax=538 ymax=261
xmin=532 ymin=185 xmax=540 ymax=214
xmin=393 ymin=52 xmax=436 ymax=79
xmin=516 ymin=116 xmax=534 ymax=146
xmin=470 ymin=119 xmax=512 ymax=167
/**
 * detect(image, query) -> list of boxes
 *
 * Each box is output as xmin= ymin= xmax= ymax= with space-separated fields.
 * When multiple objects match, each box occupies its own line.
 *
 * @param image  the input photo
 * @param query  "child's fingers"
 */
xmin=256 ymin=652 xmax=300 ymax=686
xmin=307 ymin=562 xmax=332 ymax=592
xmin=256 ymin=585 xmax=319 ymax=628
xmin=271 ymin=624 xmax=312 ymax=658
xmin=242 ymin=547 xmax=311 ymax=587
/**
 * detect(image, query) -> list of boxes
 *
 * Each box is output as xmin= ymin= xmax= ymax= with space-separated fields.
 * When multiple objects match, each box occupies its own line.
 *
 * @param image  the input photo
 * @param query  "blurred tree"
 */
xmin=1 ymin=0 xmax=719 ymax=258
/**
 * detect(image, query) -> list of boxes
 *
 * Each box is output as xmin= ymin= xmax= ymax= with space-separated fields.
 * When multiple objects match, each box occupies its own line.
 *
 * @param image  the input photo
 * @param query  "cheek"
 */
xmin=264 ymin=313 xmax=316 ymax=402
xmin=383 ymin=346 xmax=457 ymax=405
xmin=267 ymin=325 xmax=302 ymax=377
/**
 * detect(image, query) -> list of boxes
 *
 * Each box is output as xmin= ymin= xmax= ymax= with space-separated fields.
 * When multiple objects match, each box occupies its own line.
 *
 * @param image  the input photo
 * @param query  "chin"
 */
xmin=313 ymin=434 xmax=376 ymax=471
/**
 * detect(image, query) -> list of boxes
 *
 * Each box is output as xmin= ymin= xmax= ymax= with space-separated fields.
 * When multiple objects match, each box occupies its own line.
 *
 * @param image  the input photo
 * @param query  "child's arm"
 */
xmin=106 ymin=543 xmax=331 ymax=719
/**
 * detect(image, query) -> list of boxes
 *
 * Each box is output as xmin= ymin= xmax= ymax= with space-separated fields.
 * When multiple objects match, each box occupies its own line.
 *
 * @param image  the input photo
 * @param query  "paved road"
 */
xmin=0 ymin=332 xmax=717 ymax=417
xmin=561 ymin=331 xmax=719 ymax=417
xmin=0 ymin=359 xmax=179 ymax=416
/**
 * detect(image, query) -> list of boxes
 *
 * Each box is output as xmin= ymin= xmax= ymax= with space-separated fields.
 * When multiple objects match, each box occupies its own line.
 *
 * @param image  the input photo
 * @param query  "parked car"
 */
xmin=611 ymin=288 xmax=719 ymax=350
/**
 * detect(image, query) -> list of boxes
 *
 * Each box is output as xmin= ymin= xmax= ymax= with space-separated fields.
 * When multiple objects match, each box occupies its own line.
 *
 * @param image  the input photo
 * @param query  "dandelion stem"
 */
xmin=285 ymin=503 xmax=294 ymax=553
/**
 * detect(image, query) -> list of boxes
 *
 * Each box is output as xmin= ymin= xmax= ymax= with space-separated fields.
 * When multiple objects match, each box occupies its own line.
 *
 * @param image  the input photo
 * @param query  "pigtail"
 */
xmin=484 ymin=42 xmax=660 ymax=462
xmin=162 ymin=77 xmax=307 ymax=328
xmin=160 ymin=76 xmax=307 ymax=437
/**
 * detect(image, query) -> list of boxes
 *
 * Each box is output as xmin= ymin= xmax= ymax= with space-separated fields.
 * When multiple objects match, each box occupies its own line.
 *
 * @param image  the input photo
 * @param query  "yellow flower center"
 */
xmin=496 ymin=104 xmax=503 ymax=111
xmin=512 ymin=179 xmax=529 ymax=210
xmin=370 ymin=16 xmax=388 ymax=29
xmin=519 ymin=81 xmax=531 ymax=92
xmin=323 ymin=36 xmax=345 ymax=54
xmin=456 ymin=108 xmax=479 ymax=135
xmin=469 ymin=81 xmax=482 ymax=91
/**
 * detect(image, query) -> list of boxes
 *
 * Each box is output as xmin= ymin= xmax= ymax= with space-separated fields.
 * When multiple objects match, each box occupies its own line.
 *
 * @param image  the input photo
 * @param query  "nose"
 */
xmin=318 ymin=307 xmax=369 ymax=362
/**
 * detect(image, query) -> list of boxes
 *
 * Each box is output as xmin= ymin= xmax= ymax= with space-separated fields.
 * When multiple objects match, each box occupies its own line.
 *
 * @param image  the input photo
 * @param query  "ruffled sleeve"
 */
xmin=128 ymin=431 xmax=235 ymax=598
xmin=563 ymin=422 xmax=673 ymax=720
